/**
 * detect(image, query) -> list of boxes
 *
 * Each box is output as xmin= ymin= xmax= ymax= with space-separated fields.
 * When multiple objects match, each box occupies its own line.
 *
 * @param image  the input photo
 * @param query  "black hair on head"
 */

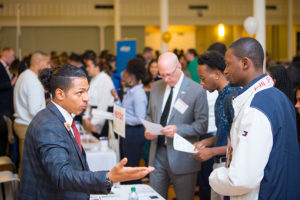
xmin=207 ymin=42 xmax=227 ymax=56
xmin=69 ymin=53 xmax=82 ymax=63
xmin=267 ymin=65 xmax=294 ymax=102
xmin=229 ymin=37 xmax=264 ymax=70
xmin=187 ymin=49 xmax=198 ymax=57
xmin=126 ymin=58 xmax=146 ymax=82
xmin=39 ymin=63 xmax=87 ymax=98
xmin=198 ymin=51 xmax=226 ymax=72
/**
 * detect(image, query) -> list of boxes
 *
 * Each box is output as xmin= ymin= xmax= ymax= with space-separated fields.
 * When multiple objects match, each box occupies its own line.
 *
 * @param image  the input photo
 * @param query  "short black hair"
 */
xmin=39 ymin=64 xmax=87 ymax=98
xmin=126 ymin=58 xmax=146 ymax=82
xmin=69 ymin=53 xmax=82 ymax=63
xmin=198 ymin=51 xmax=226 ymax=72
xmin=229 ymin=37 xmax=264 ymax=70
xmin=187 ymin=49 xmax=198 ymax=57
xmin=82 ymin=50 xmax=96 ymax=60
xmin=207 ymin=42 xmax=227 ymax=56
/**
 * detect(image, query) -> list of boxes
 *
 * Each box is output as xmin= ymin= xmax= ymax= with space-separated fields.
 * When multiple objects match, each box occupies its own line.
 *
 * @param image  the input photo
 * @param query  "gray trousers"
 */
xmin=150 ymin=146 xmax=197 ymax=200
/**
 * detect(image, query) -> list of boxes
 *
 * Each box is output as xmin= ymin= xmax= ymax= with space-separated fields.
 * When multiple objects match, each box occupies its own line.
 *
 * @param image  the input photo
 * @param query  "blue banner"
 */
xmin=116 ymin=40 xmax=136 ymax=73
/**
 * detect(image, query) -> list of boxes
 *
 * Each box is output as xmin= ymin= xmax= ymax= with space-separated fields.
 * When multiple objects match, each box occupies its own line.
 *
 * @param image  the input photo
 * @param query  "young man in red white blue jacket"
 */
xmin=209 ymin=37 xmax=300 ymax=200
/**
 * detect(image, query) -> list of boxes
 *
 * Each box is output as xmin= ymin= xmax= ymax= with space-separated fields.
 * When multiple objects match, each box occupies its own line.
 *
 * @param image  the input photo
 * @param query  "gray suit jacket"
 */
xmin=146 ymin=76 xmax=208 ymax=174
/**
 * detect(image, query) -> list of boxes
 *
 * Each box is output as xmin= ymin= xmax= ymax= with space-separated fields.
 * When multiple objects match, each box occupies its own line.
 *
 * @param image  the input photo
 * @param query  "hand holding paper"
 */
xmin=173 ymin=133 xmax=197 ymax=154
xmin=140 ymin=118 xmax=163 ymax=135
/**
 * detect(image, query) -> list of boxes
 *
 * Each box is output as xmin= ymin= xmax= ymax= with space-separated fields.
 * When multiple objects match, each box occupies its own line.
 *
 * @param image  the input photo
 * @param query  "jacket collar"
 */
xmin=232 ymin=74 xmax=274 ymax=118
xmin=47 ymin=102 xmax=88 ymax=169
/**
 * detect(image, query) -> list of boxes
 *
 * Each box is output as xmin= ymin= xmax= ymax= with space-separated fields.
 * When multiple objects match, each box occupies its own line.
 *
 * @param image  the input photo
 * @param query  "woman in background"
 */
xmin=111 ymin=58 xmax=147 ymax=183
xmin=83 ymin=57 xmax=114 ymax=138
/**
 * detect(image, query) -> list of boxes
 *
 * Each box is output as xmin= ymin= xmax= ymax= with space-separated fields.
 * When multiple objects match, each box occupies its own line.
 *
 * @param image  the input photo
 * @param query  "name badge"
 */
xmin=174 ymin=98 xmax=189 ymax=114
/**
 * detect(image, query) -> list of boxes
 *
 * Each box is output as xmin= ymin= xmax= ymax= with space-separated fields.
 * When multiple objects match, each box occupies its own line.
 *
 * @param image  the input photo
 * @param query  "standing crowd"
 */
xmin=0 ymin=37 xmax=300 ymax=200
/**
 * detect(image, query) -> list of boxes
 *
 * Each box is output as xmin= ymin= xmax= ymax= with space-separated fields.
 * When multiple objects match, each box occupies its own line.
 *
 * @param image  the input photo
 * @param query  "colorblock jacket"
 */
xmin=209 ymin=74 xmax=300 ymax=200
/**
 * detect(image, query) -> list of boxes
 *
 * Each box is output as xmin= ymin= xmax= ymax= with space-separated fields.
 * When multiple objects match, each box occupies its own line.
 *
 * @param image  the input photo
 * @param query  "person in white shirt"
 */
xmin=83 ymin=57 xmax=115 ymax=138
xmin=13 ymin=51 xmax=51 ymax=174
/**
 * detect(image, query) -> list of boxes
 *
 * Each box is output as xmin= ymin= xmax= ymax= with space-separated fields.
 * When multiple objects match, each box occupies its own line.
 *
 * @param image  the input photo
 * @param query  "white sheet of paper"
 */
xmin=113 ymin=104 xmax=126 ymax=138
xmin=91 ymin=109 xmax=114 ymax=120
xmin=173 ymin=133 xmax=197 ymax=153
xmin=140 ymin=118 xmax=163 ymax=135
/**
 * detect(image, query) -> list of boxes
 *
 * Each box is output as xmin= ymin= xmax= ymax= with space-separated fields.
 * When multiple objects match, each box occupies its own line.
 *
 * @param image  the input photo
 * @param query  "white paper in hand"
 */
xmin=140 ymin=118 xmax=163 ymax=135
xmin=173 ymin=133 xmax=197 ymax=153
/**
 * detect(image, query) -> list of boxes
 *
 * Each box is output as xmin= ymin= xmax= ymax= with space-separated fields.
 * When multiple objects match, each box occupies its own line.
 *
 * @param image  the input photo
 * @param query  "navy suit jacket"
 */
xmin=19 ymin=102 xmax=108 ymax=200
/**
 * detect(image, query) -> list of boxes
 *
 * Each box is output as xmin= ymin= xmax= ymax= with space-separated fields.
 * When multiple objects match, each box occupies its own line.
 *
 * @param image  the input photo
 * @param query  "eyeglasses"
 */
xmin=160 ymin=64 xmax=178 ymax=79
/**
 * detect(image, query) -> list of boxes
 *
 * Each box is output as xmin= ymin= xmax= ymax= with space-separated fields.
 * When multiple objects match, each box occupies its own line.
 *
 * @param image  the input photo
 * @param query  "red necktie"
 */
xmin=71 ymin=121 xmax=82 ymax=152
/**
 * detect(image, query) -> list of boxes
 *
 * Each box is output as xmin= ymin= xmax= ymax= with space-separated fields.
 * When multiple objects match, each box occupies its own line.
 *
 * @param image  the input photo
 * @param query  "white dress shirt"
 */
xmin=161 ymin=72 xmax=184 ymax=124
xmin=52 ymin=101 xmax=76 ymax=138
xmin=83 ymin=71 xmax=115 ymax=133
xmin=14 ymin=69 xmax=46 ymax=125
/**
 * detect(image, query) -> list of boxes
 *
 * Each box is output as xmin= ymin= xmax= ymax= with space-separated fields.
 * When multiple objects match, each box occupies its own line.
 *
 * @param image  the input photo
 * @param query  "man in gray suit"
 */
xmin=145 ymin=52 xmax=208 ymax=200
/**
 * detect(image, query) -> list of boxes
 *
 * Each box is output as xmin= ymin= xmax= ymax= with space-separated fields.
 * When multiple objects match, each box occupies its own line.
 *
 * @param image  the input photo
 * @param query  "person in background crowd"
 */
xmin=111 ymin=58 xmax=148 ymax=184
xmin=148 ymin=59 xmax=160 ymax=81
xmin=143 ymin=47 xmax=154 ymax=68
xmin=178 ymin=54 xmax=190 ymax=78
xmin=99 ymin=49 xmax=110 ymax=66
xmin=0 ymin=47 xmax=15 ymax=156
xmin=266 ymin=65 xmax=294 ymax=103
xmin=18 ymin=54 xmax=31 ymax=75
xmin=82 ymin=50 xmax=96 ymax=82
xmin=59 ymin=52 xmax=69 ymax=65
xmin=13 ymin=51 xmax=51 ymax=174
xmin=292 ymin=49 xmax=300 ymax=62
xmin=105 ymin=53 xmax=122 ymax=94
xmin=209 ymin=37 xmax=300 ymax=200
xmin=68 ymin=53 xmax=87 ymax=76
xmin=145 ymin=52 xmax=208 ymax=200
xmin=19 ymin=64 xmax=154 ymax=200
xmin=193 ymin=51 xmax=239 ymax=200
xmin=186 ymin=48 xmax=200 ymax=83
xmin=83 ymin=57 xmax=114 ymax=138
xmin=196 ymin=41 xmax=227 ymax=200
xmin=207 ymin=42 xmax=227 ymax=56
xmin=286 ymin=62 xmax=300 ymax=90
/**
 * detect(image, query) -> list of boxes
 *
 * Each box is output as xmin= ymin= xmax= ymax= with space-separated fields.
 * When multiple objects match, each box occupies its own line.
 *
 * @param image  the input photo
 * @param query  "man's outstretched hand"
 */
xmin=108 ymin=158 xmax=155 ymax=183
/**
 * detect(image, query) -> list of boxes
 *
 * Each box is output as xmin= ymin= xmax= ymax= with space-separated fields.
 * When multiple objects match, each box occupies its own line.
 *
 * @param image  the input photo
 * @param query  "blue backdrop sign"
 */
xmin=116 ymin=40 xmax=136 ymax=73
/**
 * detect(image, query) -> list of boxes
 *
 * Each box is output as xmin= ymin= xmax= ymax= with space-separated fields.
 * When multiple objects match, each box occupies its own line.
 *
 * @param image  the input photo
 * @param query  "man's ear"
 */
xmin=241 ymin=57 xmax=251 ymax=71
xmin=55 ymin=88 xmax=65 ymax=101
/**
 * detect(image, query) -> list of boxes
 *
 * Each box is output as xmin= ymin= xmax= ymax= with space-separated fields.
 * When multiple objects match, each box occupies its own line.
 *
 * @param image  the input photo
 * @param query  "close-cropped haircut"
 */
xmin=229 ymin=37 xmax=264 ymax=70
xmin=39 ymin=64 xmax=87 ymax=98
xmin=198 ymin=51 xmax=226 ymax=72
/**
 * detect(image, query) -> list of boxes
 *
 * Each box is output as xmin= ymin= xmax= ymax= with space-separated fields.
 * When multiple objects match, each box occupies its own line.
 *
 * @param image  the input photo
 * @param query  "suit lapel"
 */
xmin=168 ymin=76 xmax=189 ymax=123
xmin=47 ymin=102 xmax=88 ymax=169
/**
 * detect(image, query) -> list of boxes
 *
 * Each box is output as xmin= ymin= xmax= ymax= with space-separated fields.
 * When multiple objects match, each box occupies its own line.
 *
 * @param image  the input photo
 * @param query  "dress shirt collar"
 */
xmin=51 ymin=101 xmax=75 ymax=125
xmin=127 ymin=84 xmax=144 ymax=94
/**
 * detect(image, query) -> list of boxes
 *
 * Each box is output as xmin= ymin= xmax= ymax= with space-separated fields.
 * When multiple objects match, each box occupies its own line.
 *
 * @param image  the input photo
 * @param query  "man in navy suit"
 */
xmin=19 ymin=64 xmax=154 ymax=200
xmin=0 ymin=47 xmax=15 ymax=155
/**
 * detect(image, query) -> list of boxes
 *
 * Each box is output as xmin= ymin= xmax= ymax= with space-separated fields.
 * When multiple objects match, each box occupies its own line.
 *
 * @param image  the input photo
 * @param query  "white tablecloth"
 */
xmin=90 ymin=184 xmax=165 ymax=200
xmin=83 ymin=142 xmax=117 ymax=172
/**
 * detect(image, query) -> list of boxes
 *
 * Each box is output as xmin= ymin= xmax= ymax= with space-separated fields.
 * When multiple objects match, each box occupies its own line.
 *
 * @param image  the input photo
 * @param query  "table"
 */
xmin=82 ymin=136 xmax=117 ymax=172
xmin=90 ymin=184 xmax=165 ymax=200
